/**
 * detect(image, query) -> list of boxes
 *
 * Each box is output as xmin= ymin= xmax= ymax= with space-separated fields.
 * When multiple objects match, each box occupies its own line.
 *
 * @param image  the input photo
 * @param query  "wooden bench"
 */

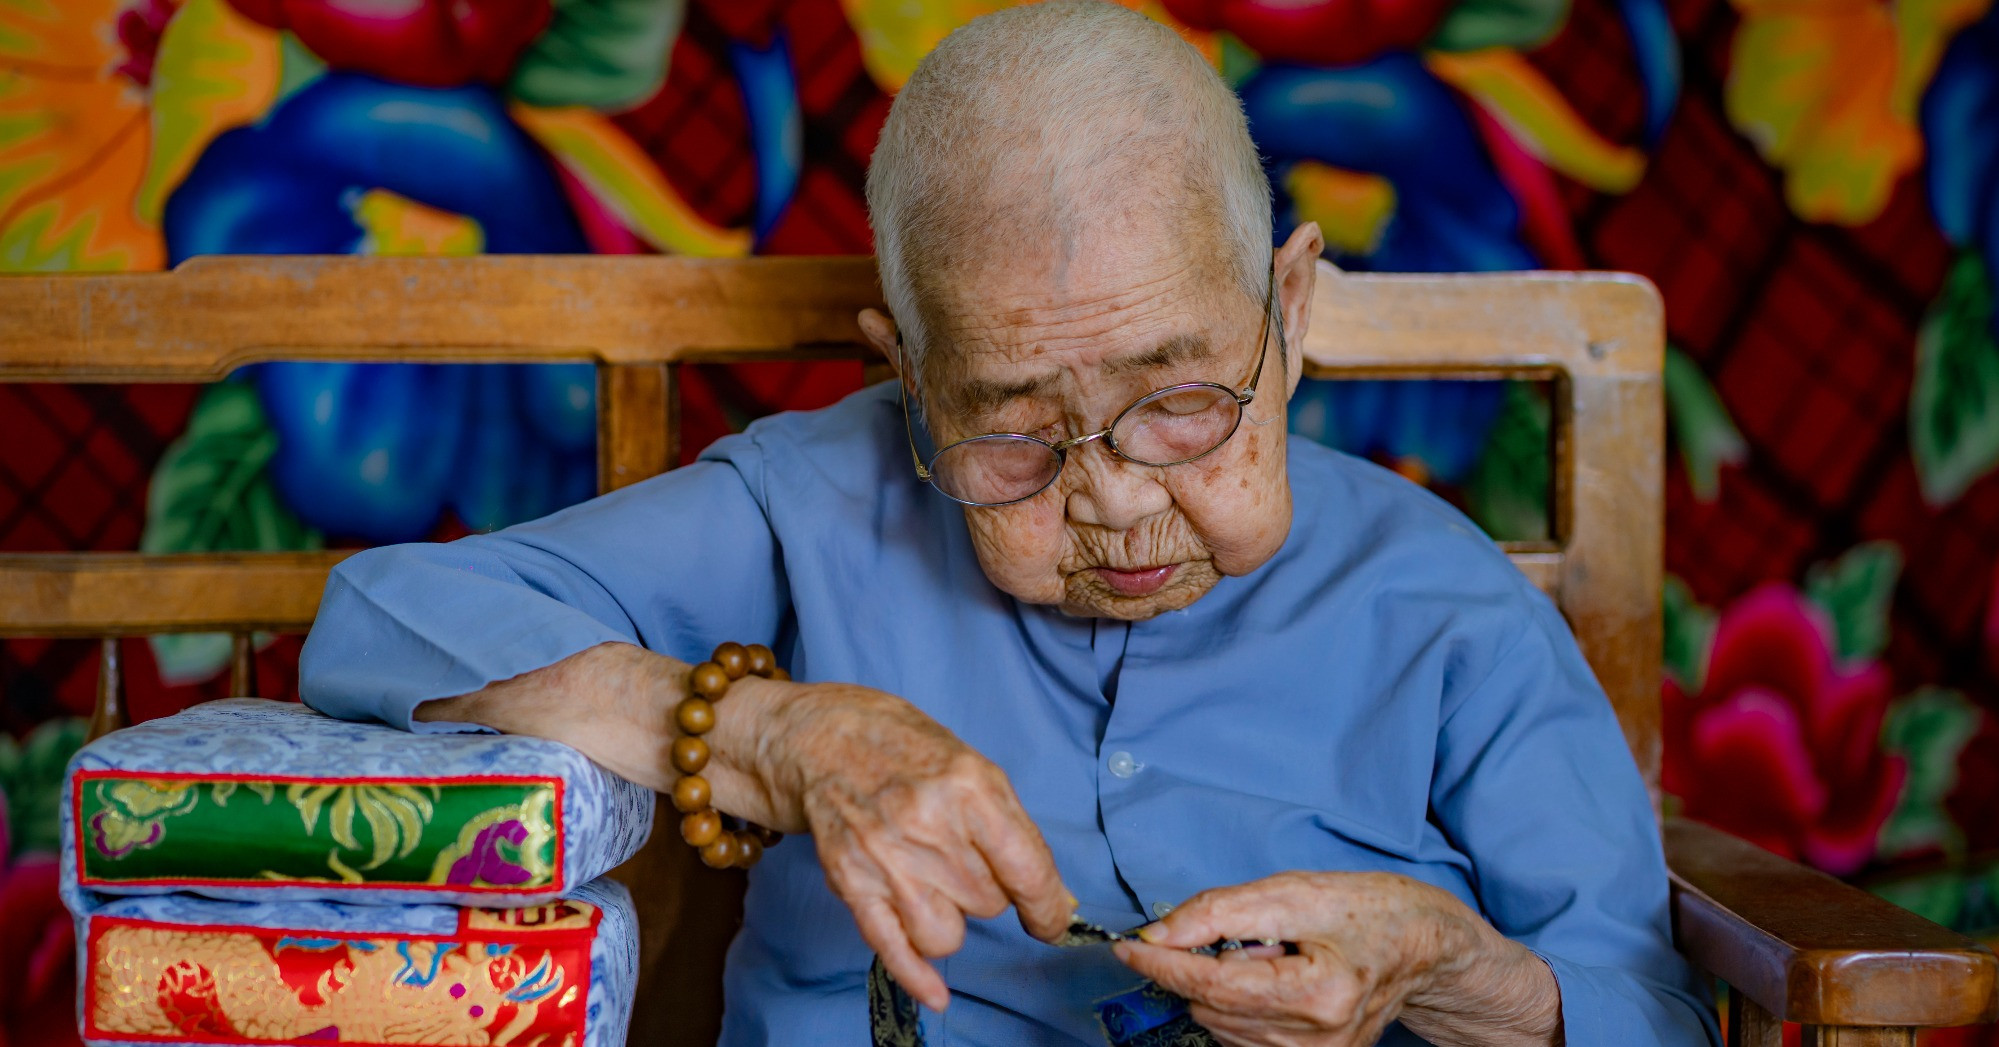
xmin=3 ymin=254 xmax=1992 ymax=1045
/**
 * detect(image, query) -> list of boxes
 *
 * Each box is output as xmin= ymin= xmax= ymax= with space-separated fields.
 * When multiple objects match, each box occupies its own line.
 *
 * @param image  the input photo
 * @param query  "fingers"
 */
xmin=969 ymin=783 xmax=1073 ymax=942
xmin=853 ymin=896 xmax=950 ymax=1011
xmin=1137 ymin=875 xmax=1318 ymax=949
xmin=1113 ymin=941 xmax=1277 ymax=1013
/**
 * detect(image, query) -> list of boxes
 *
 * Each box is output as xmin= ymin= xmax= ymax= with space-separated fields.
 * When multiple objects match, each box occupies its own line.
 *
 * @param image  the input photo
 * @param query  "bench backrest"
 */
xmin=0 ymin=254 xmax=1664 ymax=1043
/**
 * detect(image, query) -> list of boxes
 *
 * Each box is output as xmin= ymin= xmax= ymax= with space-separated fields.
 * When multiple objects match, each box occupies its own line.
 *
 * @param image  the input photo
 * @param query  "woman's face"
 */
xmin=864 ymin=223 xmax=1324 ymax=620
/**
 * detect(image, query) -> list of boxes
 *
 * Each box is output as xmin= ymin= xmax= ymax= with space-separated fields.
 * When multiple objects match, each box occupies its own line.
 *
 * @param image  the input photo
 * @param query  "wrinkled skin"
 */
xmin=858 ymin=223 xmax=1325 ymax=620
xmin=422 ymin=218 xmax=1558 ymax=1040
xmin=1115 ymin=872 xmax=1563 ymax=1047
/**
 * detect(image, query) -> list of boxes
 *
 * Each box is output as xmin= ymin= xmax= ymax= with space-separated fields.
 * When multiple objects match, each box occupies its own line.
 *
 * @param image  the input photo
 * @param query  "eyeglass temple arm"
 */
xmin=1239 ymin=262 xmax=1282 ymax=407
xmin=895 ymin=335 xmax=934 ymax=482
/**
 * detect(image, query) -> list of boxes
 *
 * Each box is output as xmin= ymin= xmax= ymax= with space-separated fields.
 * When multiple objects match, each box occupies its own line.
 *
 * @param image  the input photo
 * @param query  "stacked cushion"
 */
xmin=60 ymin=699 xmax=655 ymax=1047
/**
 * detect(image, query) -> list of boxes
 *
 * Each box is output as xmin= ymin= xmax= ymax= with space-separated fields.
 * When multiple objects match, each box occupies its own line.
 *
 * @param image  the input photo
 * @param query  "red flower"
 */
xmin=1664 ymin=583 xmax=1906 ymax=875
xmin=225 ymin=0 xmax=551 ymax=87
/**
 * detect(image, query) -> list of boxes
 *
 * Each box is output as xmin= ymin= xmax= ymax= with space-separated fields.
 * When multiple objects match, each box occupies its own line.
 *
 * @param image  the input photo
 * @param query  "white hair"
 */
xmin=865 ymin=1 xmax=1272 ymax=389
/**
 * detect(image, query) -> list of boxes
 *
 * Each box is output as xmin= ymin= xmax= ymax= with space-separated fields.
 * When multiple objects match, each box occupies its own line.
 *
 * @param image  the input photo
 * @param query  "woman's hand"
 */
xmin=1112 ymin=871 xmax=1563 ymax=1047
xmin=416 ymin=643 xmax=1073 ymax=1013
xmin=740 ymin=679 xmax=1076 ymax=1011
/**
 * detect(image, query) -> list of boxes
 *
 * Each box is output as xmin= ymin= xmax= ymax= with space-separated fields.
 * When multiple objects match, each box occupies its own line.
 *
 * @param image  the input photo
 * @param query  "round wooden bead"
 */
xmin=700 ymin=834 xmax=738 ymax=869
xmin=671 ymin=774 xmax=711 ymax=813
xmin=769 ymin=667 xmax=790 ymax=682
xmin=753 ymin=825 xmax=783 ymax=846
xmin=670 ymin=735 xmax=710 ymax=774
xmin=714 ymin=642 xmax=750 ymax=680
xmin=735 ymin=831 xmax=764 ymax=867
xmin=746 ymin=644 xmax=776 ymax=676
xmin=689 ymin=661 xmax=730 ymax=699
xmin=680 ymin=809 xmax=722 ymax=847
xmin=675 ymin=697 xmax=716 ymax=735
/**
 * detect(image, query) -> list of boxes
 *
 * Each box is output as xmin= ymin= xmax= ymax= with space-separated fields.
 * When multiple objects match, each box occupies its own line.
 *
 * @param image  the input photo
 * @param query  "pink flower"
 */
xmin=1664 ymin=583 xmax=1906 ymax=875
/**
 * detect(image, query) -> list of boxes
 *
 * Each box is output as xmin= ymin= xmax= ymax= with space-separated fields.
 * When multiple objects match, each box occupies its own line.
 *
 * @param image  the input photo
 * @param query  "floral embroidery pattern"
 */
xmin=76 ymin=773 xmax=563 ymax=894
xmin=85 ymin=899 xmax=599 ymax=1045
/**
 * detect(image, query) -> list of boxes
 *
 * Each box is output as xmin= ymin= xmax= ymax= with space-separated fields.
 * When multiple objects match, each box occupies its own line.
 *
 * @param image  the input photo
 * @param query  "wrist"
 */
xmin=703 ymin=673 xmax=816 ymax=832
xmin=1403 ymin=917 xmax=1562 ymax=1046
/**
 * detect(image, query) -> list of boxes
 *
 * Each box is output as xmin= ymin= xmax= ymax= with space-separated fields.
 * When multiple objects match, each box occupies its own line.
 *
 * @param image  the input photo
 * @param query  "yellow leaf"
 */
xmin=1284 ymin=162 xmax=1396 ymax=257
xmin=510 ymin=104 xmax=750 ymax=258
xmin=358 ymin=796 xmax=397 ymax=870
xmin=1426 ymin=50 xmax=1646 ymax=194
xmin=136 ymin=0 xmax=281 ymax=224
xmin=1723 ymin=0 xmax=1989 ymax=225
xmin=288 ymin=782 xmax=330 ymax=835
xmin=328 ymin=789 xmax=358 ymax=851
xmin=352 ymin=190 xmax=484 ymax=256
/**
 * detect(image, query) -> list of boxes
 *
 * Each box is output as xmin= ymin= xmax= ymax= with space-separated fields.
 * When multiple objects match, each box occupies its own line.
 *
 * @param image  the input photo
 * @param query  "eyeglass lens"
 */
xmin=928 ymin=384 xmax=1242 ymax=505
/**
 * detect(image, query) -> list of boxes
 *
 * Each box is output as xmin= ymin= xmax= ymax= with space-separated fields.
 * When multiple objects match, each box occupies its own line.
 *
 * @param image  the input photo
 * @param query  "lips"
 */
xmin=1093 ymin=564 xmax=1178 ymax=596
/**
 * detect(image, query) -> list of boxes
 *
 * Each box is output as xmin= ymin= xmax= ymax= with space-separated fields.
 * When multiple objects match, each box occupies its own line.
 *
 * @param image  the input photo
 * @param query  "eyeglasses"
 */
xmin=901 ymin=267 xmax=1280 ymax=507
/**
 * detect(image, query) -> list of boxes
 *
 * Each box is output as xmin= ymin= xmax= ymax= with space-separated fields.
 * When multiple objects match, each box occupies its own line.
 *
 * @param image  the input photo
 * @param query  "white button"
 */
xmin=1107 ymin=751 xmax=1140 ymax=778
xmin=1152 ymin=901 xmax=1175 ymax=918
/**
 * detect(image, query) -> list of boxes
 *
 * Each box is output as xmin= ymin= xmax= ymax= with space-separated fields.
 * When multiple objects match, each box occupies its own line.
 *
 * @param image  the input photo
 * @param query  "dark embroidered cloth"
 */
xmin=866 ymin=917 xmax=1228 ymax=1046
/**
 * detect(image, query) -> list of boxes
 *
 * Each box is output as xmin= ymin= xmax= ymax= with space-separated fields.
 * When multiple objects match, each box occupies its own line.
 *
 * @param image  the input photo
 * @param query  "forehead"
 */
xmin=920 ymin=234 xmax=1238 ymax=408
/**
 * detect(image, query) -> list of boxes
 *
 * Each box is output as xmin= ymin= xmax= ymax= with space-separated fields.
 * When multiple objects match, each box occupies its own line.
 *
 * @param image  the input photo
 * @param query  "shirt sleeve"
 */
xmin=1429 ymin=589 xmax=1720 ymax=1047
xmin=297 ymin=435 xmax=788 ymax=734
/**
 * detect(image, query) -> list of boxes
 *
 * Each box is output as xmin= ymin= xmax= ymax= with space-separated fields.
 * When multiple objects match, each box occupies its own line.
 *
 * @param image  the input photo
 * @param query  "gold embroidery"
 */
xmin=88 ymin=921 xmax=591 ymax=1046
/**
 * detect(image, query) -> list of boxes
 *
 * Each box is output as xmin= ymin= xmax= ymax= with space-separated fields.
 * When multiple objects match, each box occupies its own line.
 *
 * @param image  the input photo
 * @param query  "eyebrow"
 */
xmin=1102 ymin=333 xmax=1214 ymax=377
xmin=948 ymin=334 xmax=1217 ymax=419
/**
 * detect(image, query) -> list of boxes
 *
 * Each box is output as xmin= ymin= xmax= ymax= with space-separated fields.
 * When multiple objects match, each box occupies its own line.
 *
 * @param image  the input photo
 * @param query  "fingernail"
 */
xmin=1066 ymin=894 xmax=1081 ymax=912
xmin=1137 ymin=922 xmax=1165 ymax=942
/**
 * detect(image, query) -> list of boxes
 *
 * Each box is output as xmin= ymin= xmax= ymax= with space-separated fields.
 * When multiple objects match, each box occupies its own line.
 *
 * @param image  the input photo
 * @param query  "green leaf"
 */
xmin=1463 ymin=381 xmax=1551 ymax=542
xmin=141 ymin=381 xmax=320 ymax=683
xmin=1911 ymin=253 xmax=1999 ymax=506
xmin=1428 ymin=0 xmax=1571 ymax=51
xmin=1804 ymin=540 xmax=1902 ymax=662
xmin=508 ymin=0 xmax=685 ymax=109
xmin=1217 ymin=32 xmax=1261 ymax=89
xmin=0 ymin=718 xmax=88 ymax=858
xmin=274 ymin=30 xmax=327 ymax=105
xmin=1872 ymin=868 xmax=1969 ymax=928
xmin=1663 ymin=345 xmax=1746 ymax=502
xmin=1662 ymin=575 xmax=1715 ymax=691
xmin=1876 ymin=687 xmax=1982 ymax=861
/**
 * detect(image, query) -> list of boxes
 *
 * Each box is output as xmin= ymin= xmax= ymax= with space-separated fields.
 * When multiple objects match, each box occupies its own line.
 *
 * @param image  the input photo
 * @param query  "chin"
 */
xmin=1060 ymin=561 xmax=1221 ymax=620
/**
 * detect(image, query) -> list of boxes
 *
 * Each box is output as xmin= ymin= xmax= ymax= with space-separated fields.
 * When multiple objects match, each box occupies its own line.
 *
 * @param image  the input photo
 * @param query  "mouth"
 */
xmin=1092 ymin=564 xmax=1178 ymax=597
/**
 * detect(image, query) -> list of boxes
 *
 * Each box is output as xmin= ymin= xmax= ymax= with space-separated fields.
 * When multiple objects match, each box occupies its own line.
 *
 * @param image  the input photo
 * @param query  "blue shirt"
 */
xmin=300 ymin=382 xmax=1718 ymax=1046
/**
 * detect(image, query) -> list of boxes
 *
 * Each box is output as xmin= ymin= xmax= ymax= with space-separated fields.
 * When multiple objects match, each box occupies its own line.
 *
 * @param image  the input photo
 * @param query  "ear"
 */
xmin=1272 ymin=222 xmax=1323 ymax=399
xmin=858 ymin=308 xmax=915 ymax=392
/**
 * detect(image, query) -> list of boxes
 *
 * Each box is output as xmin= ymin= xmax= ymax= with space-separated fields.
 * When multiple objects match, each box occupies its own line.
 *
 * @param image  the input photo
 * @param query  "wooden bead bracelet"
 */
xmin=672 ymin=641 xmax=788 ymax=869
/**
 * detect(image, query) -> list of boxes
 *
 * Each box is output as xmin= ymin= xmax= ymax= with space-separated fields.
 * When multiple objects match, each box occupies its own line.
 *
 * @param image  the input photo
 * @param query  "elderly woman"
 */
xmin=299 ymin=4 xmax=1716 ymax=1045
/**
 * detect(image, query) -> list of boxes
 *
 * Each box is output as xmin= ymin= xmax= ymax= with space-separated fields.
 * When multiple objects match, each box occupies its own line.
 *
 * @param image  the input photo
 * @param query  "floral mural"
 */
xmin=4 ymin=0 xmax=1999 ymax=1041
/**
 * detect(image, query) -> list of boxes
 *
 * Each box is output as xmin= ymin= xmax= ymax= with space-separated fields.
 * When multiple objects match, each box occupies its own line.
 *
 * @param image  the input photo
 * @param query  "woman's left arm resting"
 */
xmin=1113 ymin=870 xmax=1561 ymax=1047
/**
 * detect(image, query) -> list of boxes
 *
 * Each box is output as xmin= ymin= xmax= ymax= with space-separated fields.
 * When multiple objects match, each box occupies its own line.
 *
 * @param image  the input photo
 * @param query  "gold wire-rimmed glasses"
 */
xmin=900 ymin=266 xmax=1280 ymax=507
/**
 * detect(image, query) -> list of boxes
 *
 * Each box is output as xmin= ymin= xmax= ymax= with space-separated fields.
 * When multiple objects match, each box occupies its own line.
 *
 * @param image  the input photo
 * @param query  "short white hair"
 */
xmin=865 ymin=1 xmax=1272 ymax=389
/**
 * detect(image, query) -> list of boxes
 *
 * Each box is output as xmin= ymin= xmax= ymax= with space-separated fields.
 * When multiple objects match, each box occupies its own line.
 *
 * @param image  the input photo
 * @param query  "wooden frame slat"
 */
xmin=0 ymin=255 xmax=882 ymax=380
xmin=0 ymin=552 xmax=355 ymax=635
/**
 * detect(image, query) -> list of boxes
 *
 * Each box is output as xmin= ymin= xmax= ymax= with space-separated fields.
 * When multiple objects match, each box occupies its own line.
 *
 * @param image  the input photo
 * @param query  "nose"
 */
xmin=1063 ymin=442 xmax=1172 ymax=529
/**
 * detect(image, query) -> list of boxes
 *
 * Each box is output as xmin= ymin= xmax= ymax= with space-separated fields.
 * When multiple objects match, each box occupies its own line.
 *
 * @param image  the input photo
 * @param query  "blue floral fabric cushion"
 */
xmin=62 ymin=699 xmax=653 ymax=908
xmin=71 ymin=875 xmax=638 ymax=1047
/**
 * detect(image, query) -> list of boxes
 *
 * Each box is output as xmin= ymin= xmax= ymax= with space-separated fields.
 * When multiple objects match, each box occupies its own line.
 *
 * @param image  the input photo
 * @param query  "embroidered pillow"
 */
xmin=63 ymin=699 xmax=653 ymax=908
xmin=72 ymin=875 xmax=637 ymax=1047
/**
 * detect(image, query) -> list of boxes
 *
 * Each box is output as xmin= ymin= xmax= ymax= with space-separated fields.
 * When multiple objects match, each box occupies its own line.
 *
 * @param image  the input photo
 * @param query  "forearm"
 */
xmin=1402 ymin=931 xmax=1564 ymax=1047
xmin=414 ymin=641 xmax=798 ymax=829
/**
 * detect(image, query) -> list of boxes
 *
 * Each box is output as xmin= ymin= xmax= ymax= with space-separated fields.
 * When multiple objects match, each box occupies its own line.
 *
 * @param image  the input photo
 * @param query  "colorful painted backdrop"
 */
xmin=4 ymin=0 xmax=1999 ymax=1042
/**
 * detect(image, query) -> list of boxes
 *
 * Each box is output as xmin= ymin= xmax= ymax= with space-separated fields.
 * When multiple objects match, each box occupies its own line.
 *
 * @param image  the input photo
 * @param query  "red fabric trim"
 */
xmin=82 ymin=907 xmax=600 ymax=1047
xmin=71 ymin=772 xmax=570 ymax=894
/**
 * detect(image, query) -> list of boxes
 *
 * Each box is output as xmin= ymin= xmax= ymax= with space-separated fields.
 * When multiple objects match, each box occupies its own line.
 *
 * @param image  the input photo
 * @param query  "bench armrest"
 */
xmin=1664 ymin=817 xmax=1998 ymax=1027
